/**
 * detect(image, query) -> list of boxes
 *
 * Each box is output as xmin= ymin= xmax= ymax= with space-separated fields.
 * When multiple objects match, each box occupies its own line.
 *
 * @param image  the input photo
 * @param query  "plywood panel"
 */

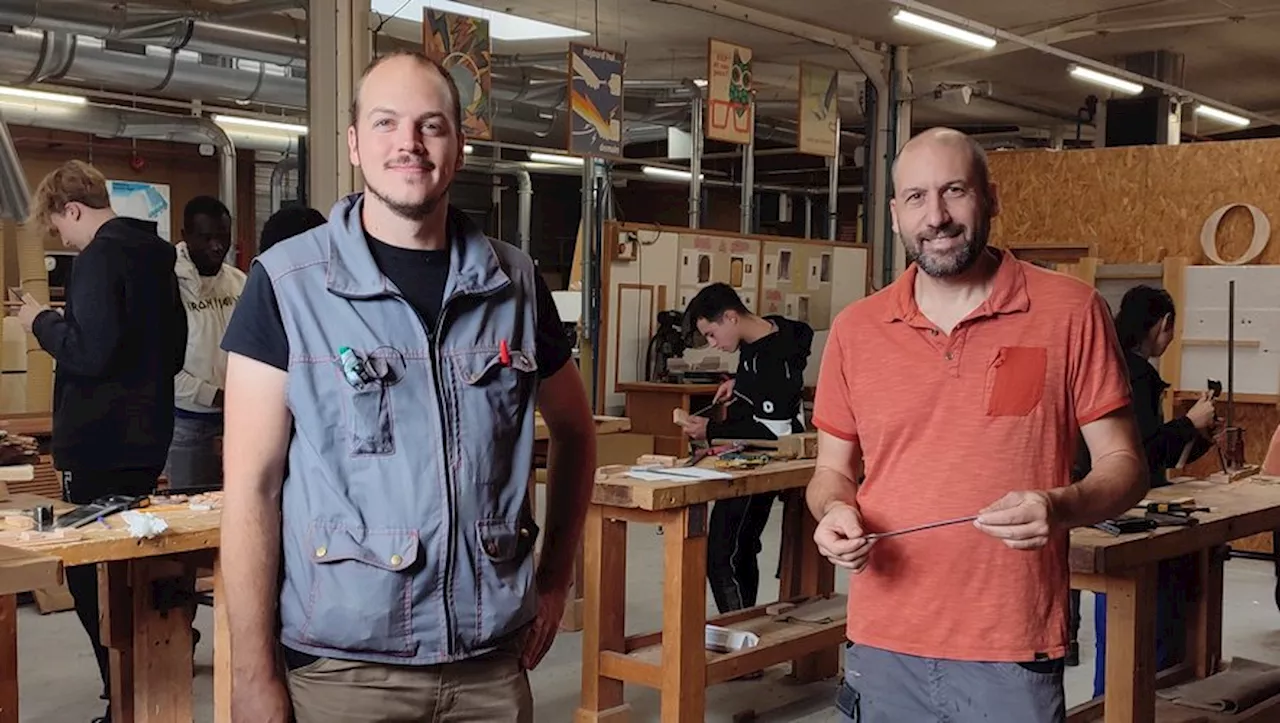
xmin=831 ymin=246 xmax=869 ymax=317
xmin=1177 ymin=266 xmax=1280 ymax=396
xmin=989 ymin=139 xmax=1280 ymax=265
xmin=615 ymin=286 xmax=656 ymax=391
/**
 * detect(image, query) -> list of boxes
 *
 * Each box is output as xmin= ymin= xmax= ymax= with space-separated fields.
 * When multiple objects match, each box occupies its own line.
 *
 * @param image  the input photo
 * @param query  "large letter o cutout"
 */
xmin=1200 ymin=203 xmax=1270 ymax=266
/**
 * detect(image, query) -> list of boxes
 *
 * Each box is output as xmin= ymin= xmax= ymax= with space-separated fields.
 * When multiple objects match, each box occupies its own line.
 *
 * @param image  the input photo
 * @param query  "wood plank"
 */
xmin=0 ymin=543 xmax=61 ymax=596
xmin=661 ymin=504 xmax=708 ymax=722
xmin=129 ymin=558 xmax=195 ymax=722
xmin=1096 ymin=264 xmax=1163 ymax=280
xmin=786 ymin=497 xmax=838 ymax=682
xmin=0 ymin=595 xmax=17 ymax=723
xmin=593 ymin=459 xmax=815 ymax=511
xmin=32 ymin=583 xmax=74 ymax=613
xmin=1105 ymin=565 xmax=1157 ymax=723
xmin=576 ymin=506 xmax=630 ymax=720
xmin=1181 ymin=339 xmax=1263 ymax=348
xmin=104 ymin=562 xmax=136 ymax=723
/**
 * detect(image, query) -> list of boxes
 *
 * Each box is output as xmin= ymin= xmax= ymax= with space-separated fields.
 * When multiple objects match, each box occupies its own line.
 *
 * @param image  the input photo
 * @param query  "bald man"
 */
xmin=808 ymin=128 xmax=1147 ymax=722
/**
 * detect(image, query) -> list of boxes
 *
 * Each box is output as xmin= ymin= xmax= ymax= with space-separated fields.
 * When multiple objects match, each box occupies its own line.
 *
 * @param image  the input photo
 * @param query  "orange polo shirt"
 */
xmin=813 ymin=248 xmax=1131 ymax=662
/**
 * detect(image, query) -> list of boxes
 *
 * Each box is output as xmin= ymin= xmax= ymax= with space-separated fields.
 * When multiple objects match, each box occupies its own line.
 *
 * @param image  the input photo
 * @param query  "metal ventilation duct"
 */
xmin=0 ymin=99 xmax=237 ymax=227
xmin=0 ymin=119 xmax=30 ymax=221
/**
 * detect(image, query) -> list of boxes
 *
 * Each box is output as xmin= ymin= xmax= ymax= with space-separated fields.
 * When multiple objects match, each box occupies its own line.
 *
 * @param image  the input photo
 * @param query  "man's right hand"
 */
xmin=813 ymin=502 xmax=873 ymax=573
xmin=713 ymin=378 xmax=736 ymax=405
xmin=1187 ymin=392 xmax=1216 ymax=432
xmin=232 ymin=674 xmax=291 ymax=723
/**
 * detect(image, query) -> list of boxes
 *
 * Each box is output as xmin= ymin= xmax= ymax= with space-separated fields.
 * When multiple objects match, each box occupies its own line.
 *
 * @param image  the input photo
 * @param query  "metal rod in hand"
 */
xmin=864 ymin=515 xmax=980 ymax=541
xmin=1227 ymin=279 xmax=1235 ymax=430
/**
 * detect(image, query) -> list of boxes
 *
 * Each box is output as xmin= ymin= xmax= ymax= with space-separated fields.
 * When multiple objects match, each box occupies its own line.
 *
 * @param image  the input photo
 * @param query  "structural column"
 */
xmin=308 ymin=0 xmax=370 ymax=210
xmin=890 ymin=46 xmax=911 ymax=279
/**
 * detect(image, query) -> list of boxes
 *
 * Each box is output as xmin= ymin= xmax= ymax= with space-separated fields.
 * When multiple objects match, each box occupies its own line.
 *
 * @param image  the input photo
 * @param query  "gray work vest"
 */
xmin=256 ymin=194 xmax=541 ymax=665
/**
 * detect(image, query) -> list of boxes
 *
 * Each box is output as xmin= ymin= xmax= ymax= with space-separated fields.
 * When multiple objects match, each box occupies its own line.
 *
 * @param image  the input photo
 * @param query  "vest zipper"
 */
xmin=424 ymin=311 xmax=457 ymax=658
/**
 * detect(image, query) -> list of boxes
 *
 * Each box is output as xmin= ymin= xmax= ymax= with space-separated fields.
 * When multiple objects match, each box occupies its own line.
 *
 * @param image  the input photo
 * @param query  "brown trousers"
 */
xmin=287 ymin=649 xmax=533 ymax=723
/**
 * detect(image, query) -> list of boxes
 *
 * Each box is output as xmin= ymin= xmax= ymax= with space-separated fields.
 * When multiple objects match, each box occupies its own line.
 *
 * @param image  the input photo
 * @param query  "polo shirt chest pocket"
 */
xmin=985 ymin=346 xmax=1048 ymax=417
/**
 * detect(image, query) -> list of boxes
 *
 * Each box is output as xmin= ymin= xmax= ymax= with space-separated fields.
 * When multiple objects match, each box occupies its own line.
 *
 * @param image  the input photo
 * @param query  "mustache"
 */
xmin=919 ymin=222 xmax=966 ymax=241
xmin=385 ymin=156 xmax=435 ymax=171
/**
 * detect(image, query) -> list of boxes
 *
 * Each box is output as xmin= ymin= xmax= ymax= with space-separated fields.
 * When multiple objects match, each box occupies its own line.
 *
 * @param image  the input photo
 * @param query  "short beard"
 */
xmin=905 ymin=213 xmax=991 ymax=278
xmin=365 ymin=179 xmax=449 ymax=221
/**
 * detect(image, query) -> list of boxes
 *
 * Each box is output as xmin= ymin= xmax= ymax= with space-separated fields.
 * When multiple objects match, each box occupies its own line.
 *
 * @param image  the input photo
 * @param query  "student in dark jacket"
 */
xmin=19 ymin=160 xmax=186 ymax=723
xmin=680 ymin=283 xmax=813 ymax=614
xmin=1082 ymin=285 xmax=1216 ymax=699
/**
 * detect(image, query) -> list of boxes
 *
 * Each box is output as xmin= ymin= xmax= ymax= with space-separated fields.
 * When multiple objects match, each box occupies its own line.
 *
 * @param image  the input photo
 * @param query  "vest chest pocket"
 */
xmin=338 ymin=351 xmax=405 ymax=456
xmin=451 ymin=348 xmax=538 ymax=429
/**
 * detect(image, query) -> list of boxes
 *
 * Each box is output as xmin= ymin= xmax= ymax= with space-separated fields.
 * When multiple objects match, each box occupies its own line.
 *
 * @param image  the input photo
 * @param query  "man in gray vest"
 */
xmin=219 ymin=51 xmax=597 ymax=722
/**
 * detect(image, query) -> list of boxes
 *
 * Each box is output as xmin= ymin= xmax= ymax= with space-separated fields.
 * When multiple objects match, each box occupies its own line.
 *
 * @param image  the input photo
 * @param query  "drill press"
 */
xmin=1217 ymin=280 xmax=1252 ymax=478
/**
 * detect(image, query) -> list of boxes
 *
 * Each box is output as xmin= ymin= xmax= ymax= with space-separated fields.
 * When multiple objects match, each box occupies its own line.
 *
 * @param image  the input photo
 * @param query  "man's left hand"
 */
xmin=16 ymin=293 xmax=48 ymax=333
xmin=974 ymin=491 xmax=1055 ymax=550
xmin=519 ymin=583 xmax=568 ymax=670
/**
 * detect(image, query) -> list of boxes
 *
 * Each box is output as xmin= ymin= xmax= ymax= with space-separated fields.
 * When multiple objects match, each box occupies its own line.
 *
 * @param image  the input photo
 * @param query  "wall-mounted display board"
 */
xmin=1179 ymin=264 xmax=1280 ymax=399
xmin=423 ymin=9 xmax=492 ymax=140
xmin=598 ymin=222 xmax=869 ymax=414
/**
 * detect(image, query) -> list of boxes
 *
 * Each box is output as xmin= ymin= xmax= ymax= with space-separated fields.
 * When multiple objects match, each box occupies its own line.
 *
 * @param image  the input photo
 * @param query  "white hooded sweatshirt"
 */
xmin=174 ymin=242 xmax=246 ymax=414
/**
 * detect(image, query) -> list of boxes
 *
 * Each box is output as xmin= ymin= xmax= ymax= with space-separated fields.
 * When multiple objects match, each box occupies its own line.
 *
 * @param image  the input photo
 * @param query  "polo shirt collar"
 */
xmin=884 ymin=247 xmax=1030 ymax=324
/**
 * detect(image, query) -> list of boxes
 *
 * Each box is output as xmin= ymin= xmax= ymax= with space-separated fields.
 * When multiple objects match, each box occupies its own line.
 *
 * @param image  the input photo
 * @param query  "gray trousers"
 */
xmin=837 ymin=642 xmax=1065 ymax=723
xmin=163 ymin=414 xmax=223 ymax=490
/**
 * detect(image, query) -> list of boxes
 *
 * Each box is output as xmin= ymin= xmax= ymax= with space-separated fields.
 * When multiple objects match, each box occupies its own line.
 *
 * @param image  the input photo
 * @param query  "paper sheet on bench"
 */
xmin=627 ymin=467 xmax=734 ymax=481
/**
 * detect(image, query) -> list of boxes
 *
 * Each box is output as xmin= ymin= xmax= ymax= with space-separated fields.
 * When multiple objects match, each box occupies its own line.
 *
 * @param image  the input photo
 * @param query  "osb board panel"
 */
xmin=1176 ymin=399 xmax=1279 ymax=481
xmin=988 ymin=140 xmax=1280 ymax=265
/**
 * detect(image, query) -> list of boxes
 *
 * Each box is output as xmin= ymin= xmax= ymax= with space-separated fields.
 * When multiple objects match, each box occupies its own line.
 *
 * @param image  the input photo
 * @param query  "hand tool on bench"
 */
xmin=684 ymin=442 xmax=744 ymax=467
xmin=864 ymin=515 xmax=980 ymax=541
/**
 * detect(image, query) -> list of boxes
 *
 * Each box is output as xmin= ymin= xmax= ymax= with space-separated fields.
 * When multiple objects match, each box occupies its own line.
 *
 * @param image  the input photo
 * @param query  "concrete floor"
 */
xmin=16 ymin=501 xmax=1280 ymax=722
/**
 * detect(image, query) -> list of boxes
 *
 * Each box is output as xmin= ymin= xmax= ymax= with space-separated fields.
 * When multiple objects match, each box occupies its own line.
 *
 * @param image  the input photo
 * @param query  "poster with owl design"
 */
xmin=706 ymin=38 xmax=754 ymax=145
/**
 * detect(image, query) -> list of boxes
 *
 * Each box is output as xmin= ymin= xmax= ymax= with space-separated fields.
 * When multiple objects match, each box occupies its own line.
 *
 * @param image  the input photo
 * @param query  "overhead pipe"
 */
xmin=0 ymin=99 xmax=237 ymax=237
xmin=740 ymin=105 xmax=755 ymax=234
xmin=269 ymin=155 xmax=298 ymax=213
xmin=688 ymin=83 xmax=703 ymax=229
xmin=827 ymin=118 xmax=840 ymax=240
xmin=0 ymin=120 xmax=30 ymax=221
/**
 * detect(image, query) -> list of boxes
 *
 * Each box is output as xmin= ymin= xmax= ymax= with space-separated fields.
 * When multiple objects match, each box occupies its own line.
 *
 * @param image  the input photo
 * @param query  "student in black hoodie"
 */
xmin=20 ymin=160 xmax=186 ymax=723
xmin=681 ymin=283 xmax=814 ymax=614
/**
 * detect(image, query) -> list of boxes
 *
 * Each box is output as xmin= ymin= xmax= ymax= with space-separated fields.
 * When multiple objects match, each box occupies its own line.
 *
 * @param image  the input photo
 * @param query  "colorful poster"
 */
xmin=107 ymin=180 xmax=171 ymax=240
xmin=706 ymin=39 xmax=753 ymax=145
xmin=568 ymin=44 xmax=624 ymax=159
xmin=798 ymin=63 xmax=839 ymax=158
xmin=423 ymin=9 xmax=492 ymax=140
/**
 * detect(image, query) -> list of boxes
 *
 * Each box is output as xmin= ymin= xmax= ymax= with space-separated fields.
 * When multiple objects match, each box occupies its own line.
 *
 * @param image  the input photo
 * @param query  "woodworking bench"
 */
xmin=0 ymin=492 xmax=224 ymax=723
xmin=1068 ymin=476 xmax=1280 ymax=723
xmin=576 ymin=459 xmax=844 ymax=723
xmin=532 ymin=414 xmax=641 ymax=631
xmin=616 ymin=382 xmax=720 ymax=457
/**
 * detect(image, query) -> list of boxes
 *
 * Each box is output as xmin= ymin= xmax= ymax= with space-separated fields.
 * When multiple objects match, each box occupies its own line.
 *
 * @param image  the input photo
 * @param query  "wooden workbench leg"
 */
xmin=0 ymin=594 xmax=18 ymax=723
xmin=214 ymin=555 xmax=231 ymax=723
xmin=105 ymin=558 xmax=197 ymax=723
xmin=783 ymin=493 xmax=839 ymax=682
xmin=1187 ymin=547 xmax=1225 ymax=678
xmin=1104 ymin=565 xmax=1157 ymax=723
xmin=102 ymin=562 xmax=136 ymax=723
xmin=661 ymin=504 xmax=708 ymax=723
xmin=576 ymin=505 xmax=632 ymax=723
xmin=560 ymin=544 xmax=586 ymax=632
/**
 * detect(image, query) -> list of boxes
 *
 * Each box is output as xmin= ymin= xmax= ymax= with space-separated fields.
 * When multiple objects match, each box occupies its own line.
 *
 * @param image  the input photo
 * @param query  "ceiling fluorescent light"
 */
xmin=371 ymin=1 xmax=588 ymax=41
xmin=892 ymin=9 xmax=995 ymax=50
xmin=213 ymin=115 xmax=308 ymax=134
xmin=0 ymin=86 xmax=86 ymax=105
xmin=642 ymin=166 xmax=703 ymax=182
xmin=1194 ymin=104 xmax=1250 ymax=128
xmin=464 ymin=144 xmax=474 ymax=154
xmin=693 ymin=78 xmax=708 ymax=87
xmin=528 ymin=152 xmax=583 ymax=166
xmin=1068 ymin=65 xmax=1143 ymax=96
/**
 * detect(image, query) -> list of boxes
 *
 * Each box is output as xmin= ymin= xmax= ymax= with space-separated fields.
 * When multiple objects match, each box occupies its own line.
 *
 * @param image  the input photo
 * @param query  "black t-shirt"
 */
xmin=221 ymin=233 xmax=572 ymax=379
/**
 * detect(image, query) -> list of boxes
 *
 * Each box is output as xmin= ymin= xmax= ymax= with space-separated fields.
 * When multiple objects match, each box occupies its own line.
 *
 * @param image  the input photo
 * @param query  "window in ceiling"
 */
xmin=370 ymin=0 xmax=589 ymax=41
